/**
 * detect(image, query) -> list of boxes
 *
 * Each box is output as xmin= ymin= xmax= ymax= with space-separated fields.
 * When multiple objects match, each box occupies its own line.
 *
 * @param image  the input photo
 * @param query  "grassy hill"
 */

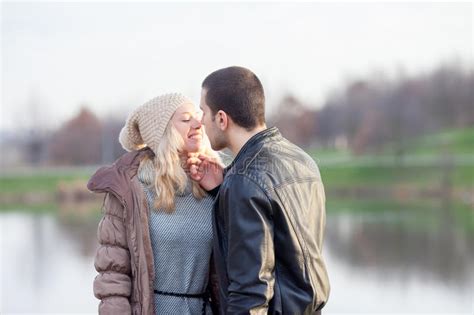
xmin=407 ymin=127 xmax=474 ymax=155
xmin=310 ymin=127 xmax=474 ymax=190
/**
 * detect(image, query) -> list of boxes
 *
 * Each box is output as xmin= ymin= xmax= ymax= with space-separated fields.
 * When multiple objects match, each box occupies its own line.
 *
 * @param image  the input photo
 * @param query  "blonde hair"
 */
xmin=146 ymin=121 xmax=219 ymax=213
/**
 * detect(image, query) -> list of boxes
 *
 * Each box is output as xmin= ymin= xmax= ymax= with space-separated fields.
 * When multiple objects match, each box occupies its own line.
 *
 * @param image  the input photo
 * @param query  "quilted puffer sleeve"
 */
xmin=93 ymin=193 xmax=132 ymax=315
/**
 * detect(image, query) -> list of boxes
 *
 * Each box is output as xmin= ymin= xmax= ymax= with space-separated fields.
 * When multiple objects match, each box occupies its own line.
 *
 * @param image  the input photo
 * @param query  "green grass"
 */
xmin=0 ymin=172 xmax=92 ymax=193
xmin=0 ymin=169 xmax=95 ymax=211
xmin=309 ymin=127 xmax=474 ymax=189
xmin=310 ymin=126 xmax=474 ymax=160
xmin=326 ymin=198 xmax=441 ymax=213
xmin=0 ymin=202 xmax=59 ymax=212
xmin=407 ymin=127 xmax=474 ymax=155
xmin=319 ymin=163 xmax=473 ymax=189
xmin=452 ymin=164 xmax=474 ymax=185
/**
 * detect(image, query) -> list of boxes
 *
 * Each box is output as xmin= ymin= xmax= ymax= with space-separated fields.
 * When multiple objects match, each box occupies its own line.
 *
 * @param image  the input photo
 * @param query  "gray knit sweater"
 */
xmin=138 ymin=160 xmax=214 ymax=315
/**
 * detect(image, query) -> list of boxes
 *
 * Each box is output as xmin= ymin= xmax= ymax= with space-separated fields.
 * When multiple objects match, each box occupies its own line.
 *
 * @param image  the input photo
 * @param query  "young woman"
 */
xmin=87 ymin=93 xmax=220 ymax=315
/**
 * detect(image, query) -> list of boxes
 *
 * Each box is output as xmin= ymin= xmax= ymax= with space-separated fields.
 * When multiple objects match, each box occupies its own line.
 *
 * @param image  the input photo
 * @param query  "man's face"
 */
xmin=200 ymin=89 xmax=227 ymax=151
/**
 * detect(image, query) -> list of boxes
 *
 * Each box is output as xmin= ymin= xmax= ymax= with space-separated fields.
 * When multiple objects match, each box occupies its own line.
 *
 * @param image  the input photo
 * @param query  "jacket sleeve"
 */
xmin=206 ymin=184 xmax=221 ymax=197
xmin=93 ymin=193 xmax=132 ymax=315
xmin=223 ymin=175 xmax=275 ymax=314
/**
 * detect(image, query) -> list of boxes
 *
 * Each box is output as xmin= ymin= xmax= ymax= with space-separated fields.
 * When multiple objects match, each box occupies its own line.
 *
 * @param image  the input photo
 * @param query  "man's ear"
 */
xmin=216 ymin=110 xmax=229 ymax=131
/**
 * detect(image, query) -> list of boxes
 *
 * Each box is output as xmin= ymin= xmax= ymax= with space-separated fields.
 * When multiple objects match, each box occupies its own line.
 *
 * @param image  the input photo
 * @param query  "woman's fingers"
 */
xmin=187 ymin=156 xmax=202 ymax=167
xmin=189 ymin=164 xmax=203 ymax=180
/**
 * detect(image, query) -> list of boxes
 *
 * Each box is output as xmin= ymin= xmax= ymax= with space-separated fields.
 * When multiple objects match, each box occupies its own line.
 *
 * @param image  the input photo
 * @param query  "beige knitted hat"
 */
xmin=119 ymin=93 xmax=194 ymax=155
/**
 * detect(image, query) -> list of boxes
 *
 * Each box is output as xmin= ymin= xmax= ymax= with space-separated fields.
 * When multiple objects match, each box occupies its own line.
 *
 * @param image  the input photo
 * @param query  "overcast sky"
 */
xmin=1 ymin=1 xmax=472 ymax=131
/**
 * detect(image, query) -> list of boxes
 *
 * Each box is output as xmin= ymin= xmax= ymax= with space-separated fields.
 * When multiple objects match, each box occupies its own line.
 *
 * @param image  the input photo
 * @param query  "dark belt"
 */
xmin=154 ymin=289 xmax=209 ymax=314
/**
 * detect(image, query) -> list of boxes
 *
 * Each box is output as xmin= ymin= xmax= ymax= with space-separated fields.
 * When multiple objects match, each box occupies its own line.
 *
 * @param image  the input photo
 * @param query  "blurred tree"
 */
xmin=310 ymin=61 xmax=473 ymax=154
xmin=48 ymin=107 xmax=102 ymax=165
xmin=23 ymin=91 xmax=50 ymax=165
xmin=15 ymin=61 xmax=470 ymax=166
xmin=269 ymin=94 xmax=317 ymax=147
xmin=100 ymin=117 xmax=126 ymax=163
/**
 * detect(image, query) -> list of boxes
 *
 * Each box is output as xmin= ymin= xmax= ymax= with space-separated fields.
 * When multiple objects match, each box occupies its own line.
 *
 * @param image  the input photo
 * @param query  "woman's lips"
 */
xmin=188 ymin=133 xmax=202 ymax=139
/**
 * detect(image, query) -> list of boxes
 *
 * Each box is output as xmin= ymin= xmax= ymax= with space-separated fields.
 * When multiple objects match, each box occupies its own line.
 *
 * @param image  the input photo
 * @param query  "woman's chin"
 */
xmin=184 ymin=141 xmax=203 ymax=154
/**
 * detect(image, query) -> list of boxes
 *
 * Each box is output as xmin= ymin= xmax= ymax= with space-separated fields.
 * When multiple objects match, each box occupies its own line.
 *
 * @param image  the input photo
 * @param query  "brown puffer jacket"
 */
xmin=87 ymin=148 xmax=219 ymax=315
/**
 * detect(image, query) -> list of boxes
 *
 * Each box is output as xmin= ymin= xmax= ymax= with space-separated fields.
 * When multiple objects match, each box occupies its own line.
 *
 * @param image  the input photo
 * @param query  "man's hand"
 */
xmin=187 ymin=153 xmax=224 ymax=191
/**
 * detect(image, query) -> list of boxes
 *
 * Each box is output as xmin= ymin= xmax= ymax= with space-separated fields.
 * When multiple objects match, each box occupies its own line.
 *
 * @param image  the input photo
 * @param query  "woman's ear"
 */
xmin=216 ymin=110 xmax=228 ymax=131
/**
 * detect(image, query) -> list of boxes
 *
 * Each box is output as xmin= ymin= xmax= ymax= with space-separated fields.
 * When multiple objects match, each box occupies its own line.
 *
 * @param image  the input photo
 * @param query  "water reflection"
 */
xmin=324 ymin=208 xmax=474 ymax=313
xmin=327 ymin=211 xmax=473 ymax=287
xmin=1 ymin=205 xmax=473 ymax=313
xmin=1 ymin=212 xmax=99 ymax=313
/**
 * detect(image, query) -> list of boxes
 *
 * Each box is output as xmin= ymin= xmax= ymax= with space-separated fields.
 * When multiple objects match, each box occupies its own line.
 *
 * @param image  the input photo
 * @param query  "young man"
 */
xmin=190 ymin=66 xmax=330 ymax=314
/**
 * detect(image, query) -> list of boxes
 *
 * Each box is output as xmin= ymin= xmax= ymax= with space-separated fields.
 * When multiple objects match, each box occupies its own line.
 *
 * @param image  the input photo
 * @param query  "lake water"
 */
xmin=1 ymin=205 xmax=473 ymax=314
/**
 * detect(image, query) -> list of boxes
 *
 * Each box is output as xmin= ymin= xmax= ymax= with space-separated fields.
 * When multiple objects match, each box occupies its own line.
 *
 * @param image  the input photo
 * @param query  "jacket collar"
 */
xmin=224 ymin=126 xmax=280 ymax=176
xmin=87 ymin=147 xmax=154 ymax=199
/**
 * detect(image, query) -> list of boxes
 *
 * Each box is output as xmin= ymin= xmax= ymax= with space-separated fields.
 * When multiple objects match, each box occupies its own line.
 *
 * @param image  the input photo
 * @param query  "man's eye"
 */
xmin=182 ymin=119 xmax=191 ymax=122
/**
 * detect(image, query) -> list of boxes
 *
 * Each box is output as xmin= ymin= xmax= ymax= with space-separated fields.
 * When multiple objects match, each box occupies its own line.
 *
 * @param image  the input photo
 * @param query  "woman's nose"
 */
xmin=191 ymin=117 xmax=202 ymax=129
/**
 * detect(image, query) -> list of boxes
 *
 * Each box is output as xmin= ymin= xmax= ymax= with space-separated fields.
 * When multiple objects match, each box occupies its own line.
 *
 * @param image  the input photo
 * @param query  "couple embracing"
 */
xmin=88 ymin=66 xmax=330 ymax=315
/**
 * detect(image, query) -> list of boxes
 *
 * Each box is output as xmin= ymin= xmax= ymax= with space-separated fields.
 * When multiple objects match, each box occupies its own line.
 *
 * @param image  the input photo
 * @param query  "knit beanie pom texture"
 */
xmin=119 ymin=93 xmax=193 ymax=155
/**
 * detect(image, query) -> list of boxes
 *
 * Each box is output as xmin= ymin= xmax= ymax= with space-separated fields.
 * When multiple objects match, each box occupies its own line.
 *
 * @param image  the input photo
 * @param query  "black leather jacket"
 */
xmin=211 ymin=127 xmax=330 ymax=314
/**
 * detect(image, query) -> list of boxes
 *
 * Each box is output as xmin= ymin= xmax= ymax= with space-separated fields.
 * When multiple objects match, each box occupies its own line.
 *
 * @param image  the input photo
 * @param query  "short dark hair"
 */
xmin=202 ymin=66 xmax=265 ymax=130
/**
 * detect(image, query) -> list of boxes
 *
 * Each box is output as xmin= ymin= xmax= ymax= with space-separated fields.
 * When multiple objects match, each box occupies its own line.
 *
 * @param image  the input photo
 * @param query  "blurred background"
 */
xmin=1 ymin=1 xmax=473 ymax=314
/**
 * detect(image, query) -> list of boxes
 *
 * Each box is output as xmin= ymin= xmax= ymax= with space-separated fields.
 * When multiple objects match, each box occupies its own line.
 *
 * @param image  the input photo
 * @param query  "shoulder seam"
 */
xmin=226 ymin=173 xmax=272 ymax=201
xmin=273 ymin=176 xmax=321 ymax=190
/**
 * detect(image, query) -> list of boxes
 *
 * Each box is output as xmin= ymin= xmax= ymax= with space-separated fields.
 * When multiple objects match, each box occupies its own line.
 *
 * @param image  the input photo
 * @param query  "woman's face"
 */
xmin=171 ymin=103 xmax=204 ymax=154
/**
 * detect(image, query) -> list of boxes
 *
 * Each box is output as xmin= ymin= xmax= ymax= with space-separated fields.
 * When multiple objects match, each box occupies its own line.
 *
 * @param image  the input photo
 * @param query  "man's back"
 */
xmin=214 ymin=127 xmax=330 ymax=314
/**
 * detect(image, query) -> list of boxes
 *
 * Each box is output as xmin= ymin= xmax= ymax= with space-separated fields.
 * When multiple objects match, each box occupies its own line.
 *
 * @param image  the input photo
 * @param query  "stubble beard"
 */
xmin=209 ymin=129 xmax=228 ymax=152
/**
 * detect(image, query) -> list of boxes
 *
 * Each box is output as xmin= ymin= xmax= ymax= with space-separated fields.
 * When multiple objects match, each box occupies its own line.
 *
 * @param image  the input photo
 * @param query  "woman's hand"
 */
xmin=187 ymin=153 xmax=224 ymax=191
